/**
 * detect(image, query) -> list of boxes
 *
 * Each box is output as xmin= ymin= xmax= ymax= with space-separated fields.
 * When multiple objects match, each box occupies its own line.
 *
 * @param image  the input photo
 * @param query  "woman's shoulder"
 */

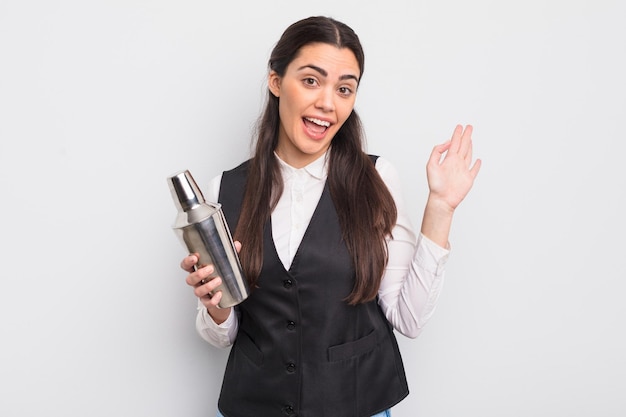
xmin=223 ymin=158 xmax=252 ymax=174
xmin=369 ymin=155 xmax=398 ymax=177
xmin=369 ymin=155 xmax=404 ymax=198
xmin=207 ymin=159 xmax=252 ymax=202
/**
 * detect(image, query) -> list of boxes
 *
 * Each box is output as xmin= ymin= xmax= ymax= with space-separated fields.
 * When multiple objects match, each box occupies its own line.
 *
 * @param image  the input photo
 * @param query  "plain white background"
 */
xmin=1 ymin=0 xmax=624 ymax=416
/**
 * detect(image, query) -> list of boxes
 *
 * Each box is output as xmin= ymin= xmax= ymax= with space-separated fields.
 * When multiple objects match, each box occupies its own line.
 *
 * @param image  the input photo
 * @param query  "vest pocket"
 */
xmin=235 ymin=330 xmax=264 ymax=366
xmin=327 ymin=330 xmax=378 ymax=362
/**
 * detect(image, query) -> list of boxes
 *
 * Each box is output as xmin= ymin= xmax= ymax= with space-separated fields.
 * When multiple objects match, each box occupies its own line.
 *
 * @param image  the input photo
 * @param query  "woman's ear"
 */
xmin=268 ymin=71 xmax=281 ymax=98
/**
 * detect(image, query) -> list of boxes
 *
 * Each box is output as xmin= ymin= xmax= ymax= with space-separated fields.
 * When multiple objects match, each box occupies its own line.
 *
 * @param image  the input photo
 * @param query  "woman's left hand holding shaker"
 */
xmin=180 ymin=241 xmax=242 ymax=325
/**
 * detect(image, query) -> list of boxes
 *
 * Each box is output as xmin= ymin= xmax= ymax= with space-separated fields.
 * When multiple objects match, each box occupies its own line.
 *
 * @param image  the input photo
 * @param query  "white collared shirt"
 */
xmin=272 ymin=152 xmax=328 ymax=270
xmin=196 ymin=152 xmax=450 ymax=347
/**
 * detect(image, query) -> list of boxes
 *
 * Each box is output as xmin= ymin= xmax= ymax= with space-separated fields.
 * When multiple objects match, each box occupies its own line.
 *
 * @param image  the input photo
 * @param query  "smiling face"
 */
xmin=268 ymin=43 xmax=361 ymax=168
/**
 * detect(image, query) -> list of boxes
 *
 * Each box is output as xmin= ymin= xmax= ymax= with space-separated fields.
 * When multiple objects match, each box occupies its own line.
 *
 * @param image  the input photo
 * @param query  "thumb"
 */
xmin=428 ymin=140 xmax=451 ymax=167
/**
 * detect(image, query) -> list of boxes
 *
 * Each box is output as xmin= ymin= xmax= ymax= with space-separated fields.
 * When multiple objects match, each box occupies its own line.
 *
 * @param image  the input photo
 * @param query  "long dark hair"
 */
xmin=234 ymin=16 xmax=397 ymax=304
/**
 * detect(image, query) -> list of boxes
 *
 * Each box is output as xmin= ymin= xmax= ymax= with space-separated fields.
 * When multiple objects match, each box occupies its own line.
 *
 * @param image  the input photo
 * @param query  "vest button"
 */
xmin=283 ymin=279 xmax=293 ymax=288
xmin=283 ymin=405 xmax=295 ymax=415
xmin=286 ymin=320 xmax=296 ymax=330
xmin=286 ymin=363 xmax=296 ymax=373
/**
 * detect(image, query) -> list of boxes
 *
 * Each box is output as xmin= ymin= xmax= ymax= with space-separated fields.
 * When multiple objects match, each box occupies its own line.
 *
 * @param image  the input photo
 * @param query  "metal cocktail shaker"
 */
xmin=167 ymin=170 xmax=249 ymax=308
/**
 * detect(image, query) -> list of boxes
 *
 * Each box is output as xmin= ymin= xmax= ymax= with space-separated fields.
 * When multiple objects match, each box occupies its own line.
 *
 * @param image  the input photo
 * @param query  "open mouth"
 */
xmin=303 ymin=117 xmax=331 ymax=135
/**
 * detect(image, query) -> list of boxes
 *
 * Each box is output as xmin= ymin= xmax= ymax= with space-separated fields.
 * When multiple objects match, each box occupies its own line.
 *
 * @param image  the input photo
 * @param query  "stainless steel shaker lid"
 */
xmin=168 ymin=170 xmax=207 ymax=212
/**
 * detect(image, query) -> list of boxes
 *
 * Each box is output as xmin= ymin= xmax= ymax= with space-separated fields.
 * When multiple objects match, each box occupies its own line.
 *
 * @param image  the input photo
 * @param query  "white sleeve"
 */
xmin=193 ymin=172 xmax=240 ymax=347
xmin=195 ymin=300 xmax=239 ymax=348
xmin=375 ymin=157 xmax=451 ymax=338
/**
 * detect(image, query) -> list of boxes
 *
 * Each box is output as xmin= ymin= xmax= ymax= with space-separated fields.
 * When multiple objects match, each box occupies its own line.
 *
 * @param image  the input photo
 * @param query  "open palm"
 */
xmin=426 ymin=124 xmax=481 ymax=211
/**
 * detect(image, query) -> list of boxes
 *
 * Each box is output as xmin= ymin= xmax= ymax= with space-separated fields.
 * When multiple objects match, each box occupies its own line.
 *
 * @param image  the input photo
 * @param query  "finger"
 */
xmin=465 ymin=136 xmax=474 ymax=168
xmin=470 ymin=158 xmax=482 ymax=179
xmin=195 ymin=276 xmax=223 ymax=299
xmin=234 ymin=241 xmax=242 ymax=253
xmin=180 ymin=253 xmax=199 ymax=272
xmin=206 ymin=291 xmax=223 ymax=309
xmin=185 ymin=264 xmax=215 ymax=287
xmin=449 ymin=124 xmax=463 ymax=153
xmin=458 ymin=124 xmax=473 ymax=158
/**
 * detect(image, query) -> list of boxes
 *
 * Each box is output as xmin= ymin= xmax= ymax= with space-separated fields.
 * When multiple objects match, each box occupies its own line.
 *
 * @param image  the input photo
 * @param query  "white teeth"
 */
xmin=305 ymin=117 xmax=330 ymax=127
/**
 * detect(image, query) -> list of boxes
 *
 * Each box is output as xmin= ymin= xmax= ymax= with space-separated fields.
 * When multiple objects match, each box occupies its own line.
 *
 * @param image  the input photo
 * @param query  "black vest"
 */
xmin=217 ymin=158 xmax=409 ymax=417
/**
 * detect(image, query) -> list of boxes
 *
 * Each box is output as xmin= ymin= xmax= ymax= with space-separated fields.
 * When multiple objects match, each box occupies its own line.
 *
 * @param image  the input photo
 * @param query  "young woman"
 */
xmin=180 ymin=16 xmax=481 ymax=417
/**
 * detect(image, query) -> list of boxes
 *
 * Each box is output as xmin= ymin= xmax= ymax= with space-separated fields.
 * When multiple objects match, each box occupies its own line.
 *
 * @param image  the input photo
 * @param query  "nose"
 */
xmin=315 ymin=87 xmax=335 ymax=112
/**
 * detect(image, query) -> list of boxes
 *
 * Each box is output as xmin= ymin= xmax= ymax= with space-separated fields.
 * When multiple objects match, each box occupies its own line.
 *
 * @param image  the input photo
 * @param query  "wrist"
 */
xmin=425 ymin=194 xmax=456 ymax=217
xmin=421 ymin=194 xmax=455 ymax=248
xmin=207 ymin=306 xmax=231 ymax=325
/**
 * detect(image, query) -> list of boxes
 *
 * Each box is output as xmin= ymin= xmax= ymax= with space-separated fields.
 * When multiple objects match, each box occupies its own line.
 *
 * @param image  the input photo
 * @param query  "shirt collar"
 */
xmin=274 ymin=151 xmax=329 ymax=180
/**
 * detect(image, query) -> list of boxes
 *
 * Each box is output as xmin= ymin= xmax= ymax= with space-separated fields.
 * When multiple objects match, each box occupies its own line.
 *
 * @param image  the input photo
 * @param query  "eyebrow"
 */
xmin=297 ymin=64 xmax=359 ymax=83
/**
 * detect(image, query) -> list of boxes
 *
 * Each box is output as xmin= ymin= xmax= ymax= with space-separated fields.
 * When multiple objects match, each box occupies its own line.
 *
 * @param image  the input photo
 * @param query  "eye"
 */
xmin=303 ymin=77 xmax=318 ymax=87
xmin=338 ymin=86 xmax=354 ymax=97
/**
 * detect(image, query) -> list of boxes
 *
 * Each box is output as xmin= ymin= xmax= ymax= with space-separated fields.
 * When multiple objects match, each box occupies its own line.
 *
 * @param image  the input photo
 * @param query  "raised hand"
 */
xmin=421 ymin=125 xmax=481 ymax=247
xmin=426 ymin=124 xmax=481 ymax=212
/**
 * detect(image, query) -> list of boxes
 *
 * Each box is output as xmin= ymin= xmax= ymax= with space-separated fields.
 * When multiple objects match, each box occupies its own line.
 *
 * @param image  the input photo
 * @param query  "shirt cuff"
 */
xmin=195 ymin=302 xmax=236 ymax=347
xmin=197 ymin=304 xmax=235 ymax=330
xmin=416 ymin=233 xmax=450 ymax=276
